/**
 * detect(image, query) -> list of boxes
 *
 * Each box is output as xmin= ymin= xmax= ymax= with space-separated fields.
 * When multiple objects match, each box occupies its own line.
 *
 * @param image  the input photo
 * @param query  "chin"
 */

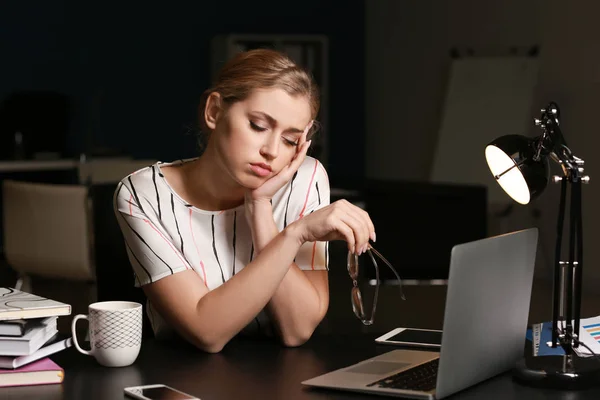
xmin=235 ymin=171 xmax=268 ymax=190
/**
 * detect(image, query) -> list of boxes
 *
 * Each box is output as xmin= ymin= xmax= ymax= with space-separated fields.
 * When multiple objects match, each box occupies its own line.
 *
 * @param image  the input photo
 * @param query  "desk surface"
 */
xmin=2 ymin=334 xmax=600 ymax=399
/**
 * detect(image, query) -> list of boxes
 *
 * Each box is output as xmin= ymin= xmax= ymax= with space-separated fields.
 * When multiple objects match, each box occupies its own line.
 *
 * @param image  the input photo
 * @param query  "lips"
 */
xmin=250 ymin=163 xmax=272 ymax=177
xmin=252 ymin=163 xmax=272 ymax=172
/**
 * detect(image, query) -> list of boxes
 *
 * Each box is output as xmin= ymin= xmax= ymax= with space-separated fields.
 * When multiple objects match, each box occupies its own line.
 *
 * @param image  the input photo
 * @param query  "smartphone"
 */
xmin=124 ymin=384 xmax=200 ymax=400
xmin=375 ymin=327 xmax=443 ymax=349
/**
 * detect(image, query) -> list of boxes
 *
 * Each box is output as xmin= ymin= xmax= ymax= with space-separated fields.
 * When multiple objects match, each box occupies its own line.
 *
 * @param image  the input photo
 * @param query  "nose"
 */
xmin=259 ymin=133 xmax=279 ymax=160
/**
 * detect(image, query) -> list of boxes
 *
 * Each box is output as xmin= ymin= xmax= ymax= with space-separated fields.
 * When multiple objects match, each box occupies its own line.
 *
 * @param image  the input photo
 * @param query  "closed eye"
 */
xmin=283 ymin=137 xmax=299 ymax=147
xmin=250 ymin=121 xmax=267 ymax=132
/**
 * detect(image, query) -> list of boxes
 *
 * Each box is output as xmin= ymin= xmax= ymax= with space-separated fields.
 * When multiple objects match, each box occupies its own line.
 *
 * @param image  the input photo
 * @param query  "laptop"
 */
xmin=302 ymin=228 xmax=538 ymax=399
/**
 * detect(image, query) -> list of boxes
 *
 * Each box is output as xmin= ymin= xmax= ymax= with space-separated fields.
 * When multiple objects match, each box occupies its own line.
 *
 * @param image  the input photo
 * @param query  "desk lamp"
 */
xmin=485 ymin=102 xmax=598 ymax=388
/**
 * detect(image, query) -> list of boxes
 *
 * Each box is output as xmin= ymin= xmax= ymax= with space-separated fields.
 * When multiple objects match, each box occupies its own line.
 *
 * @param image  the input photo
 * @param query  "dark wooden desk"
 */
xmin=2 ymin=334 xmax=600 ymax=399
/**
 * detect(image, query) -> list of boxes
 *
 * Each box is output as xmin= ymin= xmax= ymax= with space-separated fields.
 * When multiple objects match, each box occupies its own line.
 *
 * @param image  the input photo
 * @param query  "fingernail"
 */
xmin=307 ymin=140 xmax=312 ymax=147
xmin=372 ymin=232 xmax=377 ymax=242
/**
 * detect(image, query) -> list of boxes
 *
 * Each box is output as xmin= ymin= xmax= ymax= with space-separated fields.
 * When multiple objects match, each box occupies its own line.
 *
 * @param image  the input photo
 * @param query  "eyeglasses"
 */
xmin=348 ymin=245 xmax=405 ymax=326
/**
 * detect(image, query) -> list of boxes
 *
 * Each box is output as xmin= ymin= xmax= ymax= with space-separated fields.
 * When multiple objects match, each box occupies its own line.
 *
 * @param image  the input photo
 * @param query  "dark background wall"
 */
xmin=3 ymin=0 xmax=599 ymax=294
xmin=0 ymin=0 xmax=365 ymax=183
xmin=365 ymin=0 xmax=600 ymax=291
xmin=4 ymin=0 xmax=600 ymax=335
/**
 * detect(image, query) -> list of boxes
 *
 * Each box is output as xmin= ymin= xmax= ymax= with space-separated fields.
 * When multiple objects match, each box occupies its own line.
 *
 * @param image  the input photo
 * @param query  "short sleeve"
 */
xmin=286 ymin=158 xmax=330 ymax=271
xmin=113 ymin=179 xmax=194 ymax=286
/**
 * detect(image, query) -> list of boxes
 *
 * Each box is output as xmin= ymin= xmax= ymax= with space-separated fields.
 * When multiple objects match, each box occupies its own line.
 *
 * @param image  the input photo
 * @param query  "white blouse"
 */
xmin=113 ymin=156 xmax=330 ymax=337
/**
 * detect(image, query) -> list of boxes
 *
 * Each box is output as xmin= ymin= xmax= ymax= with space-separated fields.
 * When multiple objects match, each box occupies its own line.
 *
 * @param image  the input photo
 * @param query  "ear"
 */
xmin=204 ymin=92 xmax=222 ymax=130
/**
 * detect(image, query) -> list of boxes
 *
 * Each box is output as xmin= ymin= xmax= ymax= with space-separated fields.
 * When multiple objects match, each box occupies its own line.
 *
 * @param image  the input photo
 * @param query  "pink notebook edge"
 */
xmin=0 ymin=357 xmax=62 ymax=373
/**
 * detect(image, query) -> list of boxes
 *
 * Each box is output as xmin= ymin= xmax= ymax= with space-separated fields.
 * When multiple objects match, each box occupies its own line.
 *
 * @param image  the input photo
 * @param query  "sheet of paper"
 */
xmin=526 ymin=316 xmax=600 ymax=357
xmin=573 ymin=316 xmax=600 ymax=356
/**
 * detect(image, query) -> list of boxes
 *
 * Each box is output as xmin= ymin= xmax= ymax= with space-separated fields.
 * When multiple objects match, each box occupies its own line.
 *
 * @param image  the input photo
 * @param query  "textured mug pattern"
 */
xmin=89 ymin=307 xmax=142 ymax=349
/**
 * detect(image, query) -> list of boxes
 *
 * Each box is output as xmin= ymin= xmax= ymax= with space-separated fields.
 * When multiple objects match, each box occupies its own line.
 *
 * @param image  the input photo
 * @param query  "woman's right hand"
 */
xmin=288 ymin=199 xmax=376 ymax=255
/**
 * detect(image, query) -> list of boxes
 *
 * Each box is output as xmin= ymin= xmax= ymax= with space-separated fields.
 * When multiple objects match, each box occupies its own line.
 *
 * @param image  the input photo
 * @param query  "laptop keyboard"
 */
xmin=366 ymin=358 xmax=439 ymax=391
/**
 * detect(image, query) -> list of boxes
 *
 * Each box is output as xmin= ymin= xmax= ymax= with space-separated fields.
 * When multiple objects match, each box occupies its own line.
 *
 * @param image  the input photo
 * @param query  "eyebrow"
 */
xmin=251 ymin=111 xmax=304 ymax=134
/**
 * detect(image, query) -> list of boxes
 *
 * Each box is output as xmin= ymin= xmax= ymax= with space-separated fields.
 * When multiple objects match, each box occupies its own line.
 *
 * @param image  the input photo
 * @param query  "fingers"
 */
xmin=292 ymin=138 xmax=310 ymax=161
xmin=360 ymin=208 xmax=376 ymax=243
xmin=337 ymin=209 xmax=367 ymax=255
xmin=335 ymin=222 xmax=356 ymax=254
xmin=289 ymin=139 xmax=311 ymax=170
xmin=288 ymin=121 xmax=313 ymax=172
xmin=297 ymin=198 xmax=375 ymax=255
xmin=274 ymin=138 xmax=311 ymax=184
xmin=293 ymin=120 xmax=312 ymax=159
xmin=334 ymin=200 xmax=375 ymax=255
xmin=303 ymin=120 xmax=314 ymax=137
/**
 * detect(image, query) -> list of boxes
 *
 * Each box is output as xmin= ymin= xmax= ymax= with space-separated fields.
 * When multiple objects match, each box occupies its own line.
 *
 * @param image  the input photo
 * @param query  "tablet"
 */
xmin=375 ymin=327 xmax=442 ymax=349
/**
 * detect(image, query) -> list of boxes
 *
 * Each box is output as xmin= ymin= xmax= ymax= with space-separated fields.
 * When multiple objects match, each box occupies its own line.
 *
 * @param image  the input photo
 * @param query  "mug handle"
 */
xmin=71 ymin=314 xmax=93 ymax=355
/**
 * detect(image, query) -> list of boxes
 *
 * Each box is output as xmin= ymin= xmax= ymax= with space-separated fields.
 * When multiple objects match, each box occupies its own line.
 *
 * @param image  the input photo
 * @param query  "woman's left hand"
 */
xmin=247 ymin=122 xmax=312 ymax=204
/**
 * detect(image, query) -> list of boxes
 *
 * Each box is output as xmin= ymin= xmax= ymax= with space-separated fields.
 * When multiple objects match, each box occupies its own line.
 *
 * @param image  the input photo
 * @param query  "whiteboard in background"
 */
xmin=430 ymin=57 xmax=539 ymax=204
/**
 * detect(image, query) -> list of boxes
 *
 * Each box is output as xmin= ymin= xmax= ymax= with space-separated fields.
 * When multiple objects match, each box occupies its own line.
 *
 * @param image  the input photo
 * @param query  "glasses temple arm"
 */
xmin=369 ymin=251 xmax=380 ymax=325
xmin=368 ymin=247 xmax=406 ymax=300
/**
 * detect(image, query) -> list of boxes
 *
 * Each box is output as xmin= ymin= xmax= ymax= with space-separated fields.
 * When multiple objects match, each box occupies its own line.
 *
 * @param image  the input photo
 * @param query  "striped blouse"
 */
xmin=113 ymin=156 xmax=330 ymax=338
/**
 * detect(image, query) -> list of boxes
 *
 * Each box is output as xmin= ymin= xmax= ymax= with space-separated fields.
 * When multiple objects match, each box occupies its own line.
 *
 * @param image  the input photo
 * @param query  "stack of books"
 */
xmin=0 ymin=287 xmax=72 ymax=387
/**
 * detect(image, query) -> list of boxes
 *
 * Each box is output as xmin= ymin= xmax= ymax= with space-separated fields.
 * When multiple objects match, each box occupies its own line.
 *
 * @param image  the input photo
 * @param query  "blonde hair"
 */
xmin=198 ymin=48 xmax=320 ymax=144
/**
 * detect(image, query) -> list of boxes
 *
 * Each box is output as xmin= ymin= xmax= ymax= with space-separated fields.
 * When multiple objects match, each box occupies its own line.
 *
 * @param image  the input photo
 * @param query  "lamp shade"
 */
xmin=485 ymin=134 xmax=549 ymax=205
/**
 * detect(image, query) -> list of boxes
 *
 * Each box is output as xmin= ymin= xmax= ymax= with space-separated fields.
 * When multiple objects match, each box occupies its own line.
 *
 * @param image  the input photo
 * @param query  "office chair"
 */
xmin=2 ymin=180 xmax=97 ymax=332
xmin=2 ymin=180 xmax=96 ymax=285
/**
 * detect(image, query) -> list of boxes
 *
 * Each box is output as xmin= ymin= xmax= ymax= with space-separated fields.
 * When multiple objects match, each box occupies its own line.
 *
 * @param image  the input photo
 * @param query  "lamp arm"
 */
xmin=535 ymin=102 xmax=590 ymax=351
xmin=549 ymin=147 xmax=582 ymax=177
xmin=536 ymin=103 xmax=583 ymax=176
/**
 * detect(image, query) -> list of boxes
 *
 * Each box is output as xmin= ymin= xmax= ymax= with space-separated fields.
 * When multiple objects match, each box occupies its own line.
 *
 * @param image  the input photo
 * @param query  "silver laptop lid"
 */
xmin=435 ymin=228 xmax=538 ymax=399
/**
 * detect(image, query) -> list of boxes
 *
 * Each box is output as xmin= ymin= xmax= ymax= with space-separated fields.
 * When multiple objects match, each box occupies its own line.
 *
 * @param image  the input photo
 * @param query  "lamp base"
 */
xmin=513 ymin=353 xmax=600 ymax=389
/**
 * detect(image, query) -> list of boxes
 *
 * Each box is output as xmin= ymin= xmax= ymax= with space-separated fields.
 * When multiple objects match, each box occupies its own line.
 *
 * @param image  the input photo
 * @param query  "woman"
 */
xmin=114 ymin=49 xmax=375 ymax=353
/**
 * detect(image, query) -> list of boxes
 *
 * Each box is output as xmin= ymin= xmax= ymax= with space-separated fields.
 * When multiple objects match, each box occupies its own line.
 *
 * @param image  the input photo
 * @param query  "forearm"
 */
xmin=249 ymin=201 xmax=326 ymax=345
xmin=266 ymin=262 xmax=327 ymax=346
xmin=193 ymin=226 xmax=302 ymax=352
xmin=248 ymin=200 xmax=279 ymax=252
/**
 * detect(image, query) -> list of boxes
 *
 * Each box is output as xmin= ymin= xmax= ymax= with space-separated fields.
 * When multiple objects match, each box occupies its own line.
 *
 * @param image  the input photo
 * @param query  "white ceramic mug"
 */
xmin=71 ymin=301 xmax=142 ymax=367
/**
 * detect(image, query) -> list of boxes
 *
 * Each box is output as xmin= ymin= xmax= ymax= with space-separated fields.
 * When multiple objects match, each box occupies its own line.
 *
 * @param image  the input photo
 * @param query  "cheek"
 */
xmin=273 ymin=149 xmax=296 ymax=172
xmin=216 ymin=123 xmax=251 ymax=157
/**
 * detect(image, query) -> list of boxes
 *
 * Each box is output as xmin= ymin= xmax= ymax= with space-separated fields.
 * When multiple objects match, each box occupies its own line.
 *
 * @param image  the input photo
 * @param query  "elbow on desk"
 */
xmin=191 ymin=331 xmax=312 ymax=352
xmin=281 ymin=335 xmax=310 ymax=348
xmin=193 ymin=336 xmax=226 ymax=354
xmin=278 ymin=310 xmax=327 ymax=348
xmin=185 ymin=330 xmax=228 ymax=354
xmin=279 ymin=327 xmax=315 ymax=348
xmin=199 ymin=342 xmax=225 ymax=354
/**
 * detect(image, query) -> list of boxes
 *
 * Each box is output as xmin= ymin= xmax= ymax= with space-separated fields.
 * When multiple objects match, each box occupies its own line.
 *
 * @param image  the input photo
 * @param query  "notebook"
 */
xmin=0 ymin=335 xmax=72 ymax=369
xmin=0 ymin=357 xmax=64 ymax=387
xmin=0 ymin=288 xmax=71 ymax=321
xmin=525 ymin=322 xmax=565 ymax=356
xmin=0 ymin=317 xmax=58 ymax=356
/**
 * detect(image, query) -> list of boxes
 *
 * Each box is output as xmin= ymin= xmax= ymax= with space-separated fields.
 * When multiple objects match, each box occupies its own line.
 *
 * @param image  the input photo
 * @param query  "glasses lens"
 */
xmin=347 ymin=251 xmax=359 ymax=280
xmin=351 ymin=286 xmax=365 ymax=320
xmin=348 ymin=249 xmax=378 ymax=326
